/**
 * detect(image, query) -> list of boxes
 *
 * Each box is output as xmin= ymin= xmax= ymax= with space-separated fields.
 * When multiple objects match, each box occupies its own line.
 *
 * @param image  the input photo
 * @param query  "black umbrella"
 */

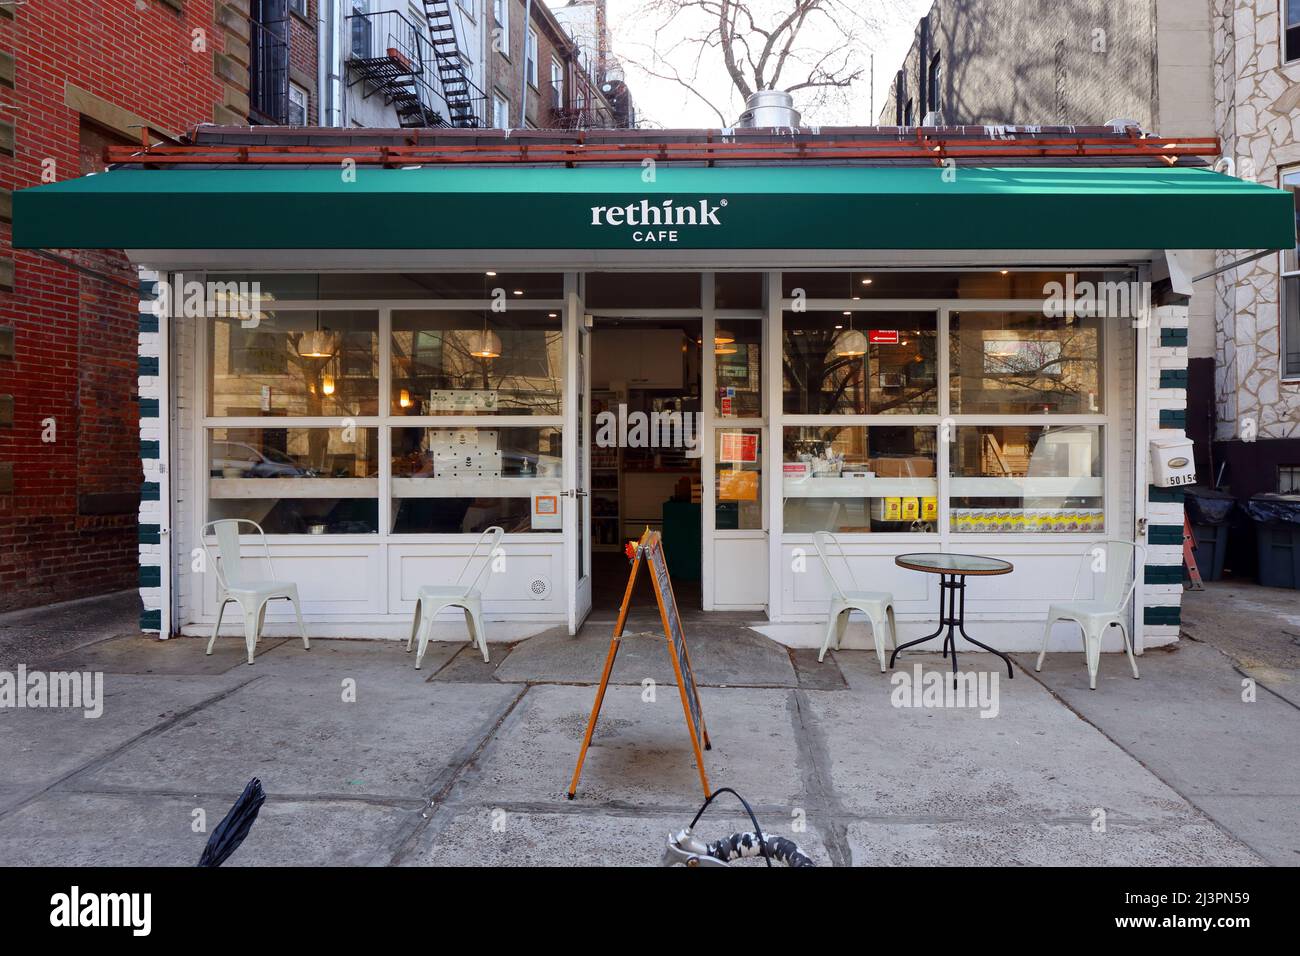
xmin=197 ymin=778 xmax=266 ymax=867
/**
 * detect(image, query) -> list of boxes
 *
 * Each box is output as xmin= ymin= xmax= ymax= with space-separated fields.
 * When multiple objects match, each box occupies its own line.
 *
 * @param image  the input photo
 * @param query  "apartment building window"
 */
xmin=526 ymin=27 xmax=539 ymax=87
xmin=288 ymin=83 xmax=309 ymax=126
xmin=250 ymin=0 xmax=291 ymax=124
xmin=550 ymin=57 xmax=565 ymax=109
xmin=894 ymin=71 xmax=906 ymax=125
xmin=904 ymin=99 xmax=914 ymax=126
xmin=1283 ymin=169 xmax=1300 ymax=377
xmin=928 ymin=53 xmax=942 ymax=118
xmin=1280 ymin=465 xmax=1300 ymax=493
xmin=493 ymin=0 xmax=509 ymax=53
xmin=493 ymin=92 xmax=510 ymax=128
xmin=289 ymin=0 xmax=308 ymax=16
xmin=1286 ymin=0 xmax=1300 ymax=63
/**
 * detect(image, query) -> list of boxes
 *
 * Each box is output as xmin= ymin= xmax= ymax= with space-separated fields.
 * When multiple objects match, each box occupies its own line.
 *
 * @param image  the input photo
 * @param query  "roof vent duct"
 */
xmin=737 ymin=90 xmax=801 ymax=129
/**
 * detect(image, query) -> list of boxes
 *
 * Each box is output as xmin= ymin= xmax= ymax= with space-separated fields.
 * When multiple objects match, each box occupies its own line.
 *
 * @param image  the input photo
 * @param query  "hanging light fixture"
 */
xmin=470 ymin=271 xmax=503 ymax=359
xmin=836 ymin=274 xmax=869 ymax=357
xmin=714 ymin=327 xmax=735 ymax=345
xmin=321 ymin=373 xmax=336 ymax=396
xmin=399 ymin=388 xmax=412 ymax=408
xmin=297 ymin=313 xmax=335 ymax=359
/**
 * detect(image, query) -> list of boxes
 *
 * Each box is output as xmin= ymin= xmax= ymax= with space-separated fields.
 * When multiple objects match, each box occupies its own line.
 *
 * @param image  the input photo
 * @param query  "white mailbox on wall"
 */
xmin=1150 ymin=436 xmax=1197 ymax=488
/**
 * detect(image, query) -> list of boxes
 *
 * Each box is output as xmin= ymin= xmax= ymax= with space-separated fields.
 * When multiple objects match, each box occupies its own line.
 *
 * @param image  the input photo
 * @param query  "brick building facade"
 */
xmin=0 ymin=0 xmax=319 ymax=614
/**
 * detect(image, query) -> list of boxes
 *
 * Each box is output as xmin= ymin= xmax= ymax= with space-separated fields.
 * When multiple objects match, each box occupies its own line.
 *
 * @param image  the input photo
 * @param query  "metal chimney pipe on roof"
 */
xmin=736 ymin=90 xmax=801 ymax=129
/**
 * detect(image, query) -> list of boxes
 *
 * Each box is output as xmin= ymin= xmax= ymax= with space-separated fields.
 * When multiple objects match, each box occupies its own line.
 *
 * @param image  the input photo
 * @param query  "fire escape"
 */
xmin=417 ymin=0 xmax=482 ymax=128
xmin=346 ymin=10 xmax=444 ymax=128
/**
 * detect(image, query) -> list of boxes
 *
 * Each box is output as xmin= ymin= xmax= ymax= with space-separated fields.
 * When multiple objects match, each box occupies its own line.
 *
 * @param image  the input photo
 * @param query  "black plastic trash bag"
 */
xmin=1184 ymin=486 xmax=1236 ymax=525
xmin=197 ymin=778 xmax=266 ymax=867
xmin=1242 ymin=494 xmax=1300 ymax=528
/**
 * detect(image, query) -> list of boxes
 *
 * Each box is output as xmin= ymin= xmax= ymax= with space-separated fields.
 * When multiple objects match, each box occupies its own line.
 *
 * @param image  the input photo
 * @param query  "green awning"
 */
xmin=13 ymin=165 xmax=1295 ymax=251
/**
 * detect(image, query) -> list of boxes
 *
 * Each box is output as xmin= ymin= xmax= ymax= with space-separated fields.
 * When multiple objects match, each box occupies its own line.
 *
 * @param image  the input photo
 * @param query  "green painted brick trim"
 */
xmin=1159 ymin=328 xmax=1188 ymax=347
xmin=139 ymin=355 xmax=159 ymax=377
xmin=140 ymin=439 xmax=160 ymax=459
xmin=139 ymin=565 xmax=161 ymax=588
xmin=1149 ymin=524 xmax=1184 ymax=546
xmin=1148 ymin=486 xmax=1186 ymax=503
xmin=141 ymin=481 xmax=160 ymax=501
xmin=139 ymin=524 xmax=160 ymax=544
xmin=1159 ymin=409 xmax=1187 ymax=429
xmin=140 ymin=608 xmax=161 ymax=631
xmin=1158 ymin=369 xmax=1188 ymax=388
xmin=1145 ymin=564 xmax=1183 ymax=585
xmin=138 ymin=312 xmax=159 ymax=333
xmin=1144 ymin=605 xmax=1182 ymax=626
xmin=138 ymin=397 xmax=159 ymax=418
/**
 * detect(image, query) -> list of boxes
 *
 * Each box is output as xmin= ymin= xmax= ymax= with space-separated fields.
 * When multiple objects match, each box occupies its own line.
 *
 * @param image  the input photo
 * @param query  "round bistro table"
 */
xmin=889 ymin=553 xmax=1015 ymax=679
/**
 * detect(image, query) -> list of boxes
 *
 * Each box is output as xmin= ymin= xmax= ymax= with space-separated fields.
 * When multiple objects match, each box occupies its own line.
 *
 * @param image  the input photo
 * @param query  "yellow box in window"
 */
xmin=871 ymin=497 xmax=903 ymax=521
xmin=901 ymin=497 xmax=920 ymax=520
xmin=921 ymin=497 xmax=938 ymax=521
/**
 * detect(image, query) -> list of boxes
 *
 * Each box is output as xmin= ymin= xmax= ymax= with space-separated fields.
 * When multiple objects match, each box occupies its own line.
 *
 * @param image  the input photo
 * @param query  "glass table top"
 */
xmin=894 ymin=552 xmax=1014 ymax=576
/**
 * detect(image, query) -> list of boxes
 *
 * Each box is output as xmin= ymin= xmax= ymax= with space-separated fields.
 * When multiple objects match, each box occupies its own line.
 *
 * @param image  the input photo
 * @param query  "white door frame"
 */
xmin=565 ymin=274 xmax=593 ymax=634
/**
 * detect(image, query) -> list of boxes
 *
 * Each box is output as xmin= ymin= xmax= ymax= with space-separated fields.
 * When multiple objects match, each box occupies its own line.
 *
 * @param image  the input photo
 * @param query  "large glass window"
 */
xmin=950 ymin=425 xmax=1104 ymax=534
xmin=950 ymin=311 xmax=1103 ymax=414
xmin=1287 ymin=0 xmax=1299 ymax=63
xmin=716 ymin=427 xmax=763 ymax=530
xmin=390 ymin=426 xmax=562 ymax=533
xmin=782 ymin=426 xmax=938 ymax=533
xmin=391 ymin=309 xmax=563 ymax=416
xmin=715 ymin=319 xmax=761 ymax=418
xmin=783 ymin=311 xmax=938 ymax=415
xmin=781 ymin=270 xmax=1134 ymax=299
xmin=208 ymin=310 xmax=379 ymax=417
xmin=207 ymin=426 xmax=380 ymax=534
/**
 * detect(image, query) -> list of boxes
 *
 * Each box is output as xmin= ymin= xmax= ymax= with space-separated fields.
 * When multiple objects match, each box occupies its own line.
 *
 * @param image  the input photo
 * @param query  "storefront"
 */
xmin=14 ymin=127 xmax=1294 ymax=651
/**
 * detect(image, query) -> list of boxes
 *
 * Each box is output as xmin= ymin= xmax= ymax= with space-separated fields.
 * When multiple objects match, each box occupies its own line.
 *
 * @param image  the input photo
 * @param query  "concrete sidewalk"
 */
xmin=0 ymin=592 xmax=1289 ymax=866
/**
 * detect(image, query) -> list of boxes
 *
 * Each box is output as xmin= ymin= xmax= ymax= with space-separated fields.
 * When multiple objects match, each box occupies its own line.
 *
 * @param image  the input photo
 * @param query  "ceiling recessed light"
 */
xmin=512 ymin=289 xmax=524 ymax=296
xmin=861 ymin=278 xmax=873 ymax=285
xmin=485 ymin=271 xmax=497 ymax=276
xmin=548 ymin=312 xmax=558 ymax=318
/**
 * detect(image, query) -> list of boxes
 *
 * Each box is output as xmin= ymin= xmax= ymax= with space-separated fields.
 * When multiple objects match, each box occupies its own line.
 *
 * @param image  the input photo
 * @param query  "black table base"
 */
xmin=889 ymin=572 xmax=1014 ymax=679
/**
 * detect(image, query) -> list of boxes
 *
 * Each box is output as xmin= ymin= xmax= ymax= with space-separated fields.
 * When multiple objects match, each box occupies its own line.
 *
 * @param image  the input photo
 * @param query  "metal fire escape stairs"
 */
xmin=418 ymin=0 xmax=481 ymax=128
xmin=346 ymin=13 xmax=444 ymax=128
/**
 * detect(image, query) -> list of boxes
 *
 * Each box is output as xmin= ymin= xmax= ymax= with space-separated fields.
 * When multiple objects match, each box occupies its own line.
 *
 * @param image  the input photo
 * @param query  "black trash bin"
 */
xmin=1242 ymin=494 xmax=1300 ymax=589
xmin=1183 ymin=487 xmax=1236 ymax=582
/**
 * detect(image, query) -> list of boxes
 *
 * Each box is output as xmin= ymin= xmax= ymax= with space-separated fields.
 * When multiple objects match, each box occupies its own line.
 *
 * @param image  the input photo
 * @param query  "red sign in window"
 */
xmin=869 ymin=330 xmax=900 ymax=344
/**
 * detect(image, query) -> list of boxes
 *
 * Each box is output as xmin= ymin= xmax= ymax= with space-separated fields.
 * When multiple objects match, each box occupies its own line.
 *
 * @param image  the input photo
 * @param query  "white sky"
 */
xmin=603 ymin=0 xmax=934 ymax=128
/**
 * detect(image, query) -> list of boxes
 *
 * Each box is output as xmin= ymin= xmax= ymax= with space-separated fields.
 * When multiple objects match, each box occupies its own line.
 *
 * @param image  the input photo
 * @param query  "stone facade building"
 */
xmin=882 ymin=0 xmax=1300 ymax=512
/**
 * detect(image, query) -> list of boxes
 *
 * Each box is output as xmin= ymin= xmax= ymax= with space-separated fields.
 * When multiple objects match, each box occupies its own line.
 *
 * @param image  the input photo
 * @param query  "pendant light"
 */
xmin=297 ymin=314 xmax=335 ymax=359
xmin=321 ymin=373 xmax=336 ymax=396
xmin=714 ymin=327 xmax=735 ymax=346
xmin=835 ymin=275 xmax=868 ymax=356
xmin=470 ymin=272 xmax=503 ymax=359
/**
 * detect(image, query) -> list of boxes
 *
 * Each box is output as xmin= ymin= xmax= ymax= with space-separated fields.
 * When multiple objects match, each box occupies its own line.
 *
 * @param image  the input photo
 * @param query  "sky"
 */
xmin=602 ymin=0 xmax=934 ymax=128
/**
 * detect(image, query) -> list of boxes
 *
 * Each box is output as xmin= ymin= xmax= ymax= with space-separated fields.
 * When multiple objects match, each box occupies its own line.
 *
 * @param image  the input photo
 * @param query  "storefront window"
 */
xmin=715 ymin=272 xmax=763 ymax=309
xmin=390 ymin=426 xmax=563 ymax=533
xmin=391 ymin=310 xmax=563 ymax=416
xmin=783 ymin=311 xmax=938 ymax=415
xmin=781 ymin=270 xmax=1136 ymax=299
xmin=208 ymin=310 xmax=379 ymax=417
xmin=716 ymin=428 xmax=763 ymax=530
xmin=714 ymin=319 xmax=761 ymax=418
xmin=950 ymin=311 xmax=1103 ymax=414
xmin=585 ymin=272 xmax=701 ymax=308
xmin=782 ymin=426 xmax=938 ymax=533
xmin=206 ymin=272 xmax=564 ymax=300
xmin=207 ymin=426 xmax=380 ymax=534
xmin=950 ymin=425 xmax=1104 ymax=533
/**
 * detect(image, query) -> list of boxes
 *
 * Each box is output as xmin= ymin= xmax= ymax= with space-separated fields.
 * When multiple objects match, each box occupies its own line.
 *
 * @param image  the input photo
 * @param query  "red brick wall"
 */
xmin=0 ymin=0 xmax=224 ymax=612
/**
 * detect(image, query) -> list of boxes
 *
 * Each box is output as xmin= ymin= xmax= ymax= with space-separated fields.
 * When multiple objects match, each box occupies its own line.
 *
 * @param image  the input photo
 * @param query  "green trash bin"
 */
xmin=1243 ymin=494 xmax=1300 ymax=589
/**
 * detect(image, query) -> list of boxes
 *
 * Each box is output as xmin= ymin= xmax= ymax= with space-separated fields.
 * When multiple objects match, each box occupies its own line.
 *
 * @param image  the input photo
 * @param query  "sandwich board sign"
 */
xmin=567 ymin=528 xmax=711 ymax=800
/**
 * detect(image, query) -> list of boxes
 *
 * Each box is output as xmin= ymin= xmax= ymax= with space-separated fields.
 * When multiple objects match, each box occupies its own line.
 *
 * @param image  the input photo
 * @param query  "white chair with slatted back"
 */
xmin=813 ymin=531 xmax=897 ymax=670
xmin=1036 ymin=539 xmax=1144 ymax=689
xmin=408 ymin=526 xmax=504 ymax=668
xmin=203 ymin=519 xmax=309 ymax=665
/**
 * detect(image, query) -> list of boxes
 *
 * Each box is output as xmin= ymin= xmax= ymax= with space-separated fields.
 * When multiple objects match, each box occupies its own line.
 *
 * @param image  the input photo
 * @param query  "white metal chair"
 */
xmin=1036 ymin=539 xmax=1145 ymax=689
xmin=203 ymin=519 xmax=310 ymax=665
xmin=408 ymin=526 xmax=504 ymax=668
xmin=813 ymin=531 xmax=897 ymax=670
